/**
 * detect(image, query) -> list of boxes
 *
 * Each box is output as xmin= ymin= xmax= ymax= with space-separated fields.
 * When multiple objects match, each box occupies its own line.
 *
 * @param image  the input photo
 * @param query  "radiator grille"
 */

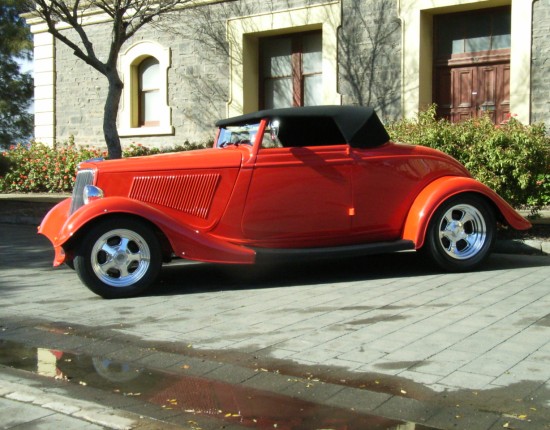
xmin=70 ymin=169 xmax=94 ymax=214
xmin=130 ymin=174 xmax=221 ymax=219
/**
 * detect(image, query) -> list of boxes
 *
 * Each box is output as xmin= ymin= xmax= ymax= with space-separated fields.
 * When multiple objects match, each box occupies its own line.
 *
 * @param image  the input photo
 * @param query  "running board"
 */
xmin=253 ymin=240 xmax=415 ymax=264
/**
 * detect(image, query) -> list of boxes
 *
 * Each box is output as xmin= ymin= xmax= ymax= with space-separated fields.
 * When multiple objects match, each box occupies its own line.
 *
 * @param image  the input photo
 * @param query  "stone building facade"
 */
xmin=531 ymin=0 xmax=550 ymax=124
xmin=26 ymin=0 xmax=549 ymax=149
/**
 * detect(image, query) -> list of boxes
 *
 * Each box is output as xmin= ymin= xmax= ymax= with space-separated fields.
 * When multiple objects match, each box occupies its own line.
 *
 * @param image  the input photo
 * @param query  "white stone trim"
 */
xmin=118 ymin=41 xmax=173 ymax=137
xmin=33 ymin=32 xmax=55 ymax=145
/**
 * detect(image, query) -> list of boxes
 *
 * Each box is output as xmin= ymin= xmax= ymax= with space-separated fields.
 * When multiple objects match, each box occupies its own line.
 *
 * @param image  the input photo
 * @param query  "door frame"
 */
xmin=398 ymin=0 xmax=533 ymax=124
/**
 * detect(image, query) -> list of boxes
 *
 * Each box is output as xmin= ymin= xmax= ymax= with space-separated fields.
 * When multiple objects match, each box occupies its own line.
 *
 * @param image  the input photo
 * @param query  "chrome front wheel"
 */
xmin=90 ymin=228 xmax=152 ymax=287
xmin=74 ymin=218 xmax=162 ymax=298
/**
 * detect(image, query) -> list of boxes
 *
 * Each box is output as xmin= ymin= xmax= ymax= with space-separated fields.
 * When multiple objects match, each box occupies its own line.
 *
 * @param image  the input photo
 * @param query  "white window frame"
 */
xmin=226 ymin=2 xmax=341 ymax=118
xmin=118 ymin=41 xmax=173 ymax=136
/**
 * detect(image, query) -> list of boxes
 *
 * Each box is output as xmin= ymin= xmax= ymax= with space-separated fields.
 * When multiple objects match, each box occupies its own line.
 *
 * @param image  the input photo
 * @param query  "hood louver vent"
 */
xmin=130 ymin=174 xmax=220 ymax=219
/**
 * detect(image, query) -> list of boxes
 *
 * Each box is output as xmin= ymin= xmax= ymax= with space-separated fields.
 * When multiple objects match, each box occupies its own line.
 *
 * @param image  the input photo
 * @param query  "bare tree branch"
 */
xmin=339 ymin=0 xmax=400 ymax=118
xmin=24 ymin=0 xmax=194 ymax=158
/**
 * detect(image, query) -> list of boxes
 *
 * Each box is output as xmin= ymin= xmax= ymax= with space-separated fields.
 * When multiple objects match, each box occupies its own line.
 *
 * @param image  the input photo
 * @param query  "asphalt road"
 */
xmin=1 ymin=222 xmax=549 ymax=430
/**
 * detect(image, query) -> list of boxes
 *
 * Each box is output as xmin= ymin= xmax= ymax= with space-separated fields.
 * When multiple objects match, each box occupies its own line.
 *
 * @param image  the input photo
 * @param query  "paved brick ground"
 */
xmin=1 ymin=223 xmax=549 ymax=429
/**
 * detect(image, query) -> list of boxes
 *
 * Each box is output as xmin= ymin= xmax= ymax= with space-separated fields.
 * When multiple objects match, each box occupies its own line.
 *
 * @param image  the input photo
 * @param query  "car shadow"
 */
xmin=2 ymin=224 xmax=548 ymax=297
xmin=148 ymin=251 xmax=549 ymax=297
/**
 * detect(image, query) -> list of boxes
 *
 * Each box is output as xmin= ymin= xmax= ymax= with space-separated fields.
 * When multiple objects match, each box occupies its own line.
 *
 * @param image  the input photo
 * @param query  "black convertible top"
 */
xmin=215 ymin=105 xmax=390 ymax=148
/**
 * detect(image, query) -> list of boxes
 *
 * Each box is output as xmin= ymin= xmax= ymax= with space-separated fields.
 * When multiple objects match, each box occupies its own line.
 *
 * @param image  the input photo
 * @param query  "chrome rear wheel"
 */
xmin=438 ymin=203 xmax=487 ymax=260
xmin=423 ymin=195 xmax=495 ymax=271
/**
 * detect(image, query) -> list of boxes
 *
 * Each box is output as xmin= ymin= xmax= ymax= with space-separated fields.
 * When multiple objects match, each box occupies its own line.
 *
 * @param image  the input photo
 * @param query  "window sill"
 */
xmin=118 ymin=125 xmax=174 ymax=137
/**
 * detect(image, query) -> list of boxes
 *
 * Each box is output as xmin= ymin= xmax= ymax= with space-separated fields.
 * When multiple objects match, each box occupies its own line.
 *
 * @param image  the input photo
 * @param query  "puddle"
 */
xmin=0 ymin=339 xmax=438 ymax=430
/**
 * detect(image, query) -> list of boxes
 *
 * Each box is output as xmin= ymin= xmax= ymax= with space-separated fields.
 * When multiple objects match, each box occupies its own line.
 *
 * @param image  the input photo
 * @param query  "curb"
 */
xmin=494 ymin=238 xmax=550 ymax=256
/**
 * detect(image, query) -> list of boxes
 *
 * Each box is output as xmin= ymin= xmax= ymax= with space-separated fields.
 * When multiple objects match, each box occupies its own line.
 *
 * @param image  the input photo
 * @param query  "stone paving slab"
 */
xmin=1 ymin=223 xmax=550 ymax=429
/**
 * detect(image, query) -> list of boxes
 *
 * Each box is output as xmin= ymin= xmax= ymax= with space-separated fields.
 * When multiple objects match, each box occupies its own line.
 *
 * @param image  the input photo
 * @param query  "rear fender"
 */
xmin=39 ymin=197 xmax=256 ymax=266
xmin=403 ymin=177 xmax=531 ymax=249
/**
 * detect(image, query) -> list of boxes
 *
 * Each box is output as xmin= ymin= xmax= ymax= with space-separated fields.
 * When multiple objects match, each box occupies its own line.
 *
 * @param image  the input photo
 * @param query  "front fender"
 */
xmin=38 ymin=198 xmax=73 ymax=265
xmin=39 ymin=196 xmax=256 ymax=266
xmin=403 ymin=176 xmax=531 ymax=249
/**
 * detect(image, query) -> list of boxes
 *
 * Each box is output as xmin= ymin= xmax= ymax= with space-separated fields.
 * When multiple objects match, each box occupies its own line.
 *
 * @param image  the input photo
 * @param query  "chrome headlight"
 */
xmin=83 ymin=185 xmax=104 ymax=205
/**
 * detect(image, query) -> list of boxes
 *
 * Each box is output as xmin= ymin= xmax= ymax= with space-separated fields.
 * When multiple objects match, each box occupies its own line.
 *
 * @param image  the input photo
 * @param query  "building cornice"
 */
xmin=23 ymin=0 xmax=234 ymax=34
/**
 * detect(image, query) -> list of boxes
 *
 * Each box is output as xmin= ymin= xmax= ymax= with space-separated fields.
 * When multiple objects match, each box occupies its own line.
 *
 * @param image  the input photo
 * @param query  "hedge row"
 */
xmin=0 ymin=139 xmax=209 ymax=193
xmin=1 ymin=110 xmax=549 ymax=211
xmin=387 ymin=107 xmax=550 ymax=211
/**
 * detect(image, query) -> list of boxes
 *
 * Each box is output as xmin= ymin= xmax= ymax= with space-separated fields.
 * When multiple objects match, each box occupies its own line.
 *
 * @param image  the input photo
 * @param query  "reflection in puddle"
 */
xmin=0 ymin=340 xmax=436 ymax=430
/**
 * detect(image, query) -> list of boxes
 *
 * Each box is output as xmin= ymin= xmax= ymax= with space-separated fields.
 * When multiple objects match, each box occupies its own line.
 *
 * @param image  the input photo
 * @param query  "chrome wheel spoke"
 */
xmin=100 ymin=258 xmax=118 ymax=273
xmin=117 ymin=263 xmax=131 ymax=278
xmin=461 ymin=212 xmax=475 ymax=226
xmin=118 ymin=237 xmax=131 ymax=253
xmin=99 ymin=243 xmax=118 ymax=259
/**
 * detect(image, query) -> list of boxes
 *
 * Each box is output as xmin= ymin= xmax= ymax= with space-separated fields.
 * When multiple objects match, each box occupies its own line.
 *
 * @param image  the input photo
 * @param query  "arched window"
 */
xmin=118 ymin=41 xmax=173 ymax=137
xmin=138 ymin=57 xmax=160 ymax=126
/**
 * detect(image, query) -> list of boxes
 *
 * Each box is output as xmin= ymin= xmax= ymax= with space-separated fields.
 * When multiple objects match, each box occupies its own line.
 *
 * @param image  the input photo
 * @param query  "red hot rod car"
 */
xmin=39 ymin=106 xmax=530 ymax=298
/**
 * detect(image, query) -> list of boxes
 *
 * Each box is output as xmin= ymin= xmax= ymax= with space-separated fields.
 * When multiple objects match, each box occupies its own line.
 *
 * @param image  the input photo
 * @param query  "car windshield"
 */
xmin=216 ymin=123 xmax=260 ymax=148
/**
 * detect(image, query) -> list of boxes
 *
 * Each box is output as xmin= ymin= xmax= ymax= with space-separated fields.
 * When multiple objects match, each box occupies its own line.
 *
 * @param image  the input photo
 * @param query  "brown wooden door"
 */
xmin=433 ymin=7 xmax=511 ymax=124
xmin=434 ymin=61 xmax=510 ymax=124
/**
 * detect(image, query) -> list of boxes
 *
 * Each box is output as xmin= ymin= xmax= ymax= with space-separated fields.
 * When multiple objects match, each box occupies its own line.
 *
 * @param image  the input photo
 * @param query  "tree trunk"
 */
xmin=103 ymin=72 xmax=124 ymax=159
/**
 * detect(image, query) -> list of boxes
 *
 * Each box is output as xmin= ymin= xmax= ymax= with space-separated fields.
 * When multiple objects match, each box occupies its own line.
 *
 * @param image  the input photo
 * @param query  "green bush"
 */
xmin=387 ymin=106 xmax=550 ymax=211
xmin=0 ymin=139 xmax=106 ymax=193
xmin=0 ymin=138 xmax=210 ymax=193
xmin=122 ymin=140 xmax=211 ymax=157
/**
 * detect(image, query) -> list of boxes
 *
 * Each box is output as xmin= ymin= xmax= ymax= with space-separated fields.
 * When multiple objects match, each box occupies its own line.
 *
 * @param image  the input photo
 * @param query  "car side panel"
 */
xmin=403 ymin=176 xmax=532 ymax=248
xmin=240 ymin=145 xmax=353 ymax=247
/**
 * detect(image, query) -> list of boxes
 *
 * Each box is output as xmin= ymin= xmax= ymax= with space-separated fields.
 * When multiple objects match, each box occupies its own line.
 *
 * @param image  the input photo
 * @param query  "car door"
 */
xmin=242 ymin=145 xmax=353 ymax=246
